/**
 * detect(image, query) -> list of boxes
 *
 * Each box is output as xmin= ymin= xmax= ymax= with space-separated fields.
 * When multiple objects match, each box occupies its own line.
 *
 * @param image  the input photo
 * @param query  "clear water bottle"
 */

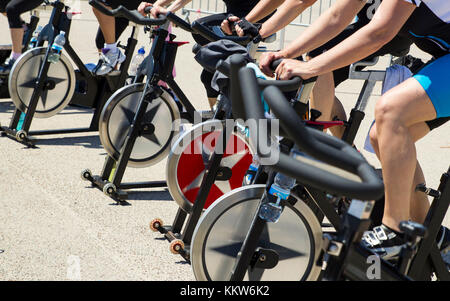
xmin=243 ymin=154 xmax=260 ymax=185
xmin=259 ymin=172 xmax=296 ymax=223
xmin=48 ymin=31 xmax=66 ymax=63
xmin=28 ymin=25 xmax=43 ymax=50
xmin=128 ymin=46 xmax=146 ymax=77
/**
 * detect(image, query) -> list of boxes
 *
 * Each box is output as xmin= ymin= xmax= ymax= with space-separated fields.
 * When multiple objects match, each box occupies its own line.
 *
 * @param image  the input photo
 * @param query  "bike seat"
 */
xmin=262 ymin=33 xmax=277 ymax=44
xmin=352 ymin=56 xmax=380 ymax=70
xmin=391 ymin=47 xmax=410 ymax=58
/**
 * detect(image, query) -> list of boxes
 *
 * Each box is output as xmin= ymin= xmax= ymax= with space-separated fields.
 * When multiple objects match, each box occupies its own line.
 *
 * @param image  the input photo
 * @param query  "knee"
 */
xmin=369 ymin=124 xmax=379 ymax=149
xmin=374 ymin=95 xmax=404 ymax=129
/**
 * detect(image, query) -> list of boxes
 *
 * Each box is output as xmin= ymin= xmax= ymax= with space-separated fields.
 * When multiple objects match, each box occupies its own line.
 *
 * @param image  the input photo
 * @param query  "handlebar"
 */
xmin=191 ymin=21 xmax=251 ymax=46
xmin=165 ymin=12 xmax=194 ymax=33
xmin=216 ymin=55 xmax=302 ymax=93
xmin=89 ymin=0 xmax=166 ymax=26
xmin=238 ymin=66 xmax=384 ymax=200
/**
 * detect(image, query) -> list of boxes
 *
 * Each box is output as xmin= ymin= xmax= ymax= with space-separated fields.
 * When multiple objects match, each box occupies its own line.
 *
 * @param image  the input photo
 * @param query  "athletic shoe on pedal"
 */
xmin=0 ymin=57 xmax=16 ymax=75
xmin=94 ymin=48 xmax=125 ymax=76
xmin=362 ymin=224 xmax=405 ymax=261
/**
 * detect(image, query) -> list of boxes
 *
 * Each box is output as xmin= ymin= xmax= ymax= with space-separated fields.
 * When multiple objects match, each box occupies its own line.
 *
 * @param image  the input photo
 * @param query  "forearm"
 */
xmin=246 ymin=0 xmax=285 ymax=23
xmin=166 ymin=0 xmax=192 ymax=13
xmin=307 ymin=26 xmax=388 ymax=75
xmin=280 ymin=0 xmax=365 ymax=58
xmin=306 ymin=0 xmax=416 ymax=76
xmin=153 ymin=0 xmax=174 ymax=7
xmin=258 ymin=0 xmax=316 ymax=38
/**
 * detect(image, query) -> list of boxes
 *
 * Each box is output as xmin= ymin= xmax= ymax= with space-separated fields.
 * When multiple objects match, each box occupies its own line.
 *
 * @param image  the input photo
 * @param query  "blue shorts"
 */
xmin=413 ymin=54 xmax=450 ymax=118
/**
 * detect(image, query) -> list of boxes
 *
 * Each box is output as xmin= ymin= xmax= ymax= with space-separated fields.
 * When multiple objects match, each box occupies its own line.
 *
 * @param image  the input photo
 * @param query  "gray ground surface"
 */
xmin=0 ymin=1 xmax=448 ymax=281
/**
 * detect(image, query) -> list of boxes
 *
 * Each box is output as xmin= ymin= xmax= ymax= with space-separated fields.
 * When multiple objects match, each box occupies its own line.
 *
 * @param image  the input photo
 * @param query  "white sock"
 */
xmin=11 ymin=52 xmax=22 ymax=60
xmin=104 ymin=43 xmax=117 ymax=52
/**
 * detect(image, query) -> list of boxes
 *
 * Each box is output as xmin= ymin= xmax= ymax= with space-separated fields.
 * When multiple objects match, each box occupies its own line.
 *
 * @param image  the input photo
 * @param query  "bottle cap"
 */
xmin=138 ymin=47 xmax=145 ymax=55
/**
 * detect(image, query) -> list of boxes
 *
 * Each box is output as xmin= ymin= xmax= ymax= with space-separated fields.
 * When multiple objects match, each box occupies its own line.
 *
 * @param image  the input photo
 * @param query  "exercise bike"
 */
xmin=0 ymin=1 xmax=48 ymax=98
xmin=81 ymin=1 xmax=274 ymax=203
xmin=191 ymin=62 xmax=449 ymax=281
xmin=0 ymin=0 xmax=141 ymax=147
xmin=149 ymin=45 xmax=414 ymax=258
xmin=190 ymin=62 xmax=385 ymax=280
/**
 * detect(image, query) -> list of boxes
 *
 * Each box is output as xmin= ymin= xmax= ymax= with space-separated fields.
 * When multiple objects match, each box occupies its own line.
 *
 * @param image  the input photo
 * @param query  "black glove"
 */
xmin=236 ymin=18 xmax=262 ymax=41
xmin=225 ymin=14 xmax=238 ymax=35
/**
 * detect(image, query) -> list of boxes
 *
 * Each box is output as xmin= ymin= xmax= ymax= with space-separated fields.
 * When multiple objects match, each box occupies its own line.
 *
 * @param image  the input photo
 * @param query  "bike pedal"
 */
xmin=415 ymin=183 xmax=441 ymax=198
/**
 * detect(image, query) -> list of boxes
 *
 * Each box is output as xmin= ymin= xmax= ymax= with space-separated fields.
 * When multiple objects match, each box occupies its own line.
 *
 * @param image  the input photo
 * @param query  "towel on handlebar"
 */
xmin=363 ymin=64 xmax=413 ymax=153
xmin=194 ymin=39 xmax=253 ymax=94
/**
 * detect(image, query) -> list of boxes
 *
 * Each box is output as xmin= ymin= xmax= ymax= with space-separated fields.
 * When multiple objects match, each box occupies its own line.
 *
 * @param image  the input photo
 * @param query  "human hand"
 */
xmin=221 ymin=15 xmax=240 ymax=35
xmin=138 ymin=2 xmax=153 ymax=16
xmin=275 ymin=59 xmax=315 ymax=80
xmin=259 ymin=51 xmax=286 ymax=77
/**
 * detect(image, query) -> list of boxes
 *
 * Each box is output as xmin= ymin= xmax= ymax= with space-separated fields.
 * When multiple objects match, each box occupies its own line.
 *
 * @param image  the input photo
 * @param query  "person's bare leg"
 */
xmin=310 ymin=72 xmax=346 ymax=138
xmin=208 ymin=97 xmax=217 ymax=110
xmin=92 ymin=6 xmax=115 ymax=44
xmin=10 ymin=27 xmax=24 ymax=53
xmin=374 ymin=78 xmax=436 ymax=231
xmin=370 ymin=122 xmax=430 ymax=224
xmin=410 ymin=162 xmax=430 ymax=223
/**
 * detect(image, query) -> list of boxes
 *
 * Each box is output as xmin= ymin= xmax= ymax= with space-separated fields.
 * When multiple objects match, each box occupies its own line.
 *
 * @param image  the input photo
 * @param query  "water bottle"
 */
xmin=128 ymin=46 xmax=146 ymax=77
xmin=259 ymin=172 xmax=296 ymax=223
xmin=47 ymin=31 xmax=66 ymax=63
xmin=243 ymin=154 xmax=260 ymax=185
xmin=28 ymin=25 xmax=43 ymax=50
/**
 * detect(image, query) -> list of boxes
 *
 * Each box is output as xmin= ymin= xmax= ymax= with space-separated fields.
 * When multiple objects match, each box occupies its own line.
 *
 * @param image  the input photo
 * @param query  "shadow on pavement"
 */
xmin=126 ymin=189 xmax=173 ymax=201
xmin=35 ymin=134 xmax=102 ymax=149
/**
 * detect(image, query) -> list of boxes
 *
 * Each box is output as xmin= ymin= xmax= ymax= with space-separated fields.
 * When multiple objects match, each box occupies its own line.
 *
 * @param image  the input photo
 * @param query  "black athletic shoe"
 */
xmin=362 ymin=224 xmax=405 ymax=261
xmin=0 ymin=57 xmax=16 ymax=75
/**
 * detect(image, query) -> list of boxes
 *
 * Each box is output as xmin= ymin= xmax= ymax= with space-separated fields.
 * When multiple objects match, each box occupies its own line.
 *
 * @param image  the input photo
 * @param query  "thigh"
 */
xmin=378 ymin=77 xmax=437 ymax=126
xmin=413 ymin=54 xmax=450 ymax=118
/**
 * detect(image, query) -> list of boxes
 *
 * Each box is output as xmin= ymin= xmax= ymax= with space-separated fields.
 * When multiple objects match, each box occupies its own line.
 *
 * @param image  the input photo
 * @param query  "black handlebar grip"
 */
xmin=144 ymin=6 xmax=152 ymax=14
xmin=264 ymin=86 xmax=365 ymax=172
xmin=89 ymin=0 xmax=114 ymax=16
xmin=275 ymin=153 xmax=384 ymax=200
xmin=191 ymin=21 xmax=251 ymax=45
xmin=166 ymin=12 xmax=193 ymax=33
xmin=270 ymin=58 xmax=283 ymax=71
xmin=89 ymin=1 xmax=166 ymax=26
xmin=256 ymin=77 xmax=302 ymax=92
xmin=229 ymin=54 xmax=248 ymax=121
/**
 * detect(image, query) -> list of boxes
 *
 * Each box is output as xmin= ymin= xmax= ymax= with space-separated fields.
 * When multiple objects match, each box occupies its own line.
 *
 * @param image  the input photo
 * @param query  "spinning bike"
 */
xmin=191 ymin=61 xmax=449 ymax=281
xmin=81 ymin=1 xmax=273 ymax=203
xmin=189 ymin=62 xmax=385 ymax=281
xmin=0 ymin=0 xmax=141 ymax=147
xmin=0 ymin=1 xmax=47 ymax=98
xmin=150 ymin=46 xmax=415 ymax=258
